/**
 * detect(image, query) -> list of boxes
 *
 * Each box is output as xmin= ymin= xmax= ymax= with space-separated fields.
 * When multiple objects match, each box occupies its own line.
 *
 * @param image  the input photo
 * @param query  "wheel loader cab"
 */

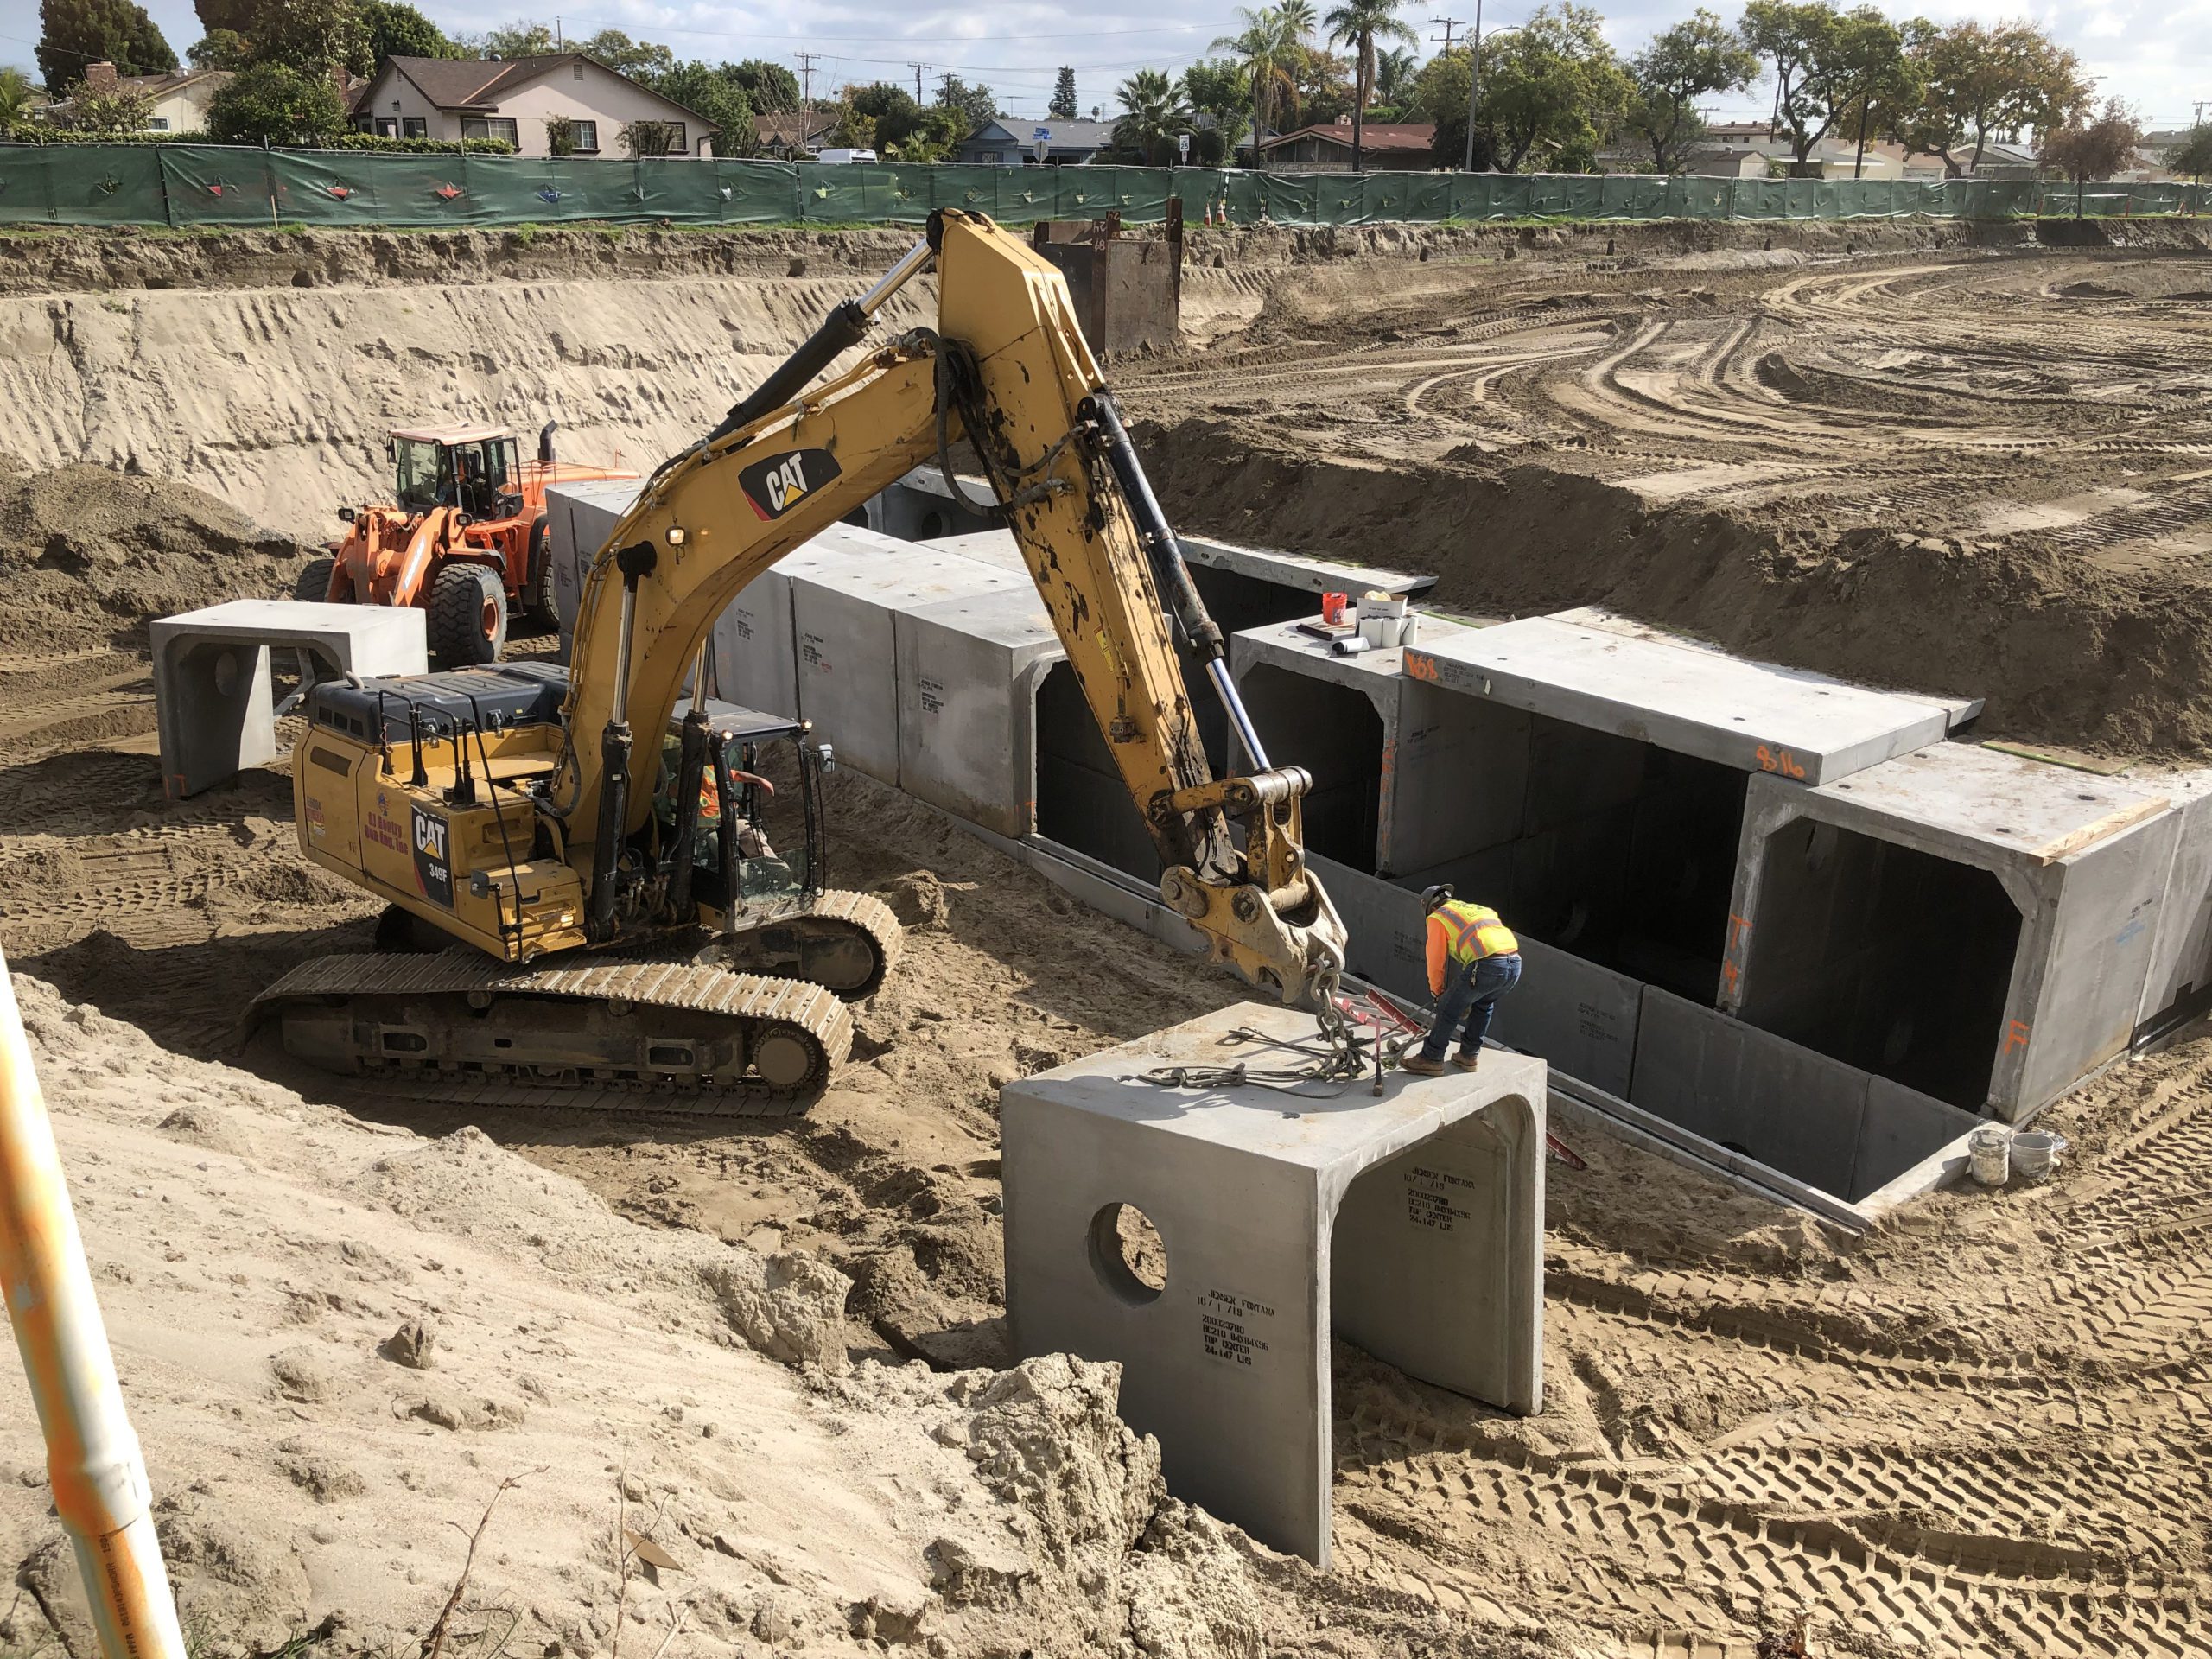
xmin=391 ymin=428 xmax=523 ymax=520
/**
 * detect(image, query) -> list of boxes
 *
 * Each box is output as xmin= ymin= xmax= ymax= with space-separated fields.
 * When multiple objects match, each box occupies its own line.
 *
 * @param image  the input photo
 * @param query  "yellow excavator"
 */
xmin=254 ymin=210 xmax=1348 ymax=1111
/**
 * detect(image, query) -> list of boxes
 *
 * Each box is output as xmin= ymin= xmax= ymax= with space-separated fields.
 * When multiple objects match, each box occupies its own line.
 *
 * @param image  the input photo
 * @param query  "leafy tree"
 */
xmin=648 ymin=60 xmax=753 ymax=156
xmin=934 ymin=74 xmax=996 ymax=135
xmin=825 ymin=99 xmax=874 ymax=150
xmin=1478 ymin=3 xmax=1631 ymax=173
xmin=845 ymin=81 xmax=924 ymax=149
xmin=580 ymin=29 xmax=671 ymax=79
xmin=1825 ymin=9 xmax=1916 ymax=178
xmin=52 ymin=77 xmax=154 ymax=131
xmin=1289 ymin=45 xmax=1352 ymax=126
xmin=1412 ymin=46 xmax=1477 ymax=166
xmin=1626 ymin=9 xmax=1758 ymax=173
xmin=1211 ymin=5 xmax=1299 ymax=163
xmin=1738 ymin=0 xmax=1843 ymax=170
xmin=188 ymin=28 xmax=251 ymax=68
xmin=194 ymin=0 xmax=254 ymax=37
xmin=359 ymin=0 xmax=453 ymax=62
xmin=543 ymin=111 xmax=575 ymax=154
xmin=726 ymin=58 xmax=798 ymax=111
xmin=250 ymin=0 xmax=371 ymax=77
xmin=2040 ymin=99 xmax=2143 ymax=217
xmin=1049 ymin=66 xmax=1077 ymax=120
xmin=1325 ymin=0 xmax=1419 ymax=172
xmin=2172 ymin=124 xmax=2212 ymax=187
xmin=474 ymin=19 xmax=556 ymax=59
xmin=205 ymin=59 xmax=345 ymax=141
xmin=1891 ymin=19 xmax=2088 ymax=178
xmin=1115 ymin=66 xmax=1192 ymax=163
xmin=1182 ymin=59 xmax=1250 ymax=157
xmin=36 ymin=0 xmax=176 ymax=94
xmin=618 ymin=116 xmax=679 ymax=156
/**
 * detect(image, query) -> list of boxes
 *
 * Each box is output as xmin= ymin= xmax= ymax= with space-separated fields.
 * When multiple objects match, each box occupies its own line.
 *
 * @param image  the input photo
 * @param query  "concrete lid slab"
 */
xmin=925 ymin=530 xmax=1033 ymax=574
xmin=1234 ymin=616 xmax=1479 ymax=691
xmin=1178 ymin=534 xmax=1433 ymax=601
xmin=1796 ymin=741 xmax=2171 ymax=863
xmin=1405 ymin=613 xmax=1954 ymax=785
xmin=151 ymin=599 xmax=425 ymax=657
xmin=893 ymin=464 xmax=993 ymax=503
xmin=544 ymin=477 xmax=645 ymax=510
xmin=902 ymin=586 xmax=1060 ymax=653
xmin=1549 ymin=607 xmax=1985 ymax=728
xmin=789 ymin=525 xmax=1031 ymax=606
xmin=1013 ymin=1001 xmax=1546 ymax=1175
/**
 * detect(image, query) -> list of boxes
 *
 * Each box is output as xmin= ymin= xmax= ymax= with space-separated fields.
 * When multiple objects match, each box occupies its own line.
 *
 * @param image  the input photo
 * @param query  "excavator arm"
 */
xmin=556 ymin=210 xmax=1346 ymax=1004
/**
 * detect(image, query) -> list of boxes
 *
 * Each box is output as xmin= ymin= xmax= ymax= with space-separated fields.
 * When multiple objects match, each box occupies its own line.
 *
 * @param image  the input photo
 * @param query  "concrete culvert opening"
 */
xmin=1408 ymin=703 xmax=1748 ymax=1003
xmin=1088 ymin=1202 xmax=1167 ymax=1303
xmin=1738 ymin=818 xmax=2021 ymax=1111
xmin=1035 ymin=661 xmax=1163 ymax=880
xmin=1237 ymin=664 xmax=1382 ymax=874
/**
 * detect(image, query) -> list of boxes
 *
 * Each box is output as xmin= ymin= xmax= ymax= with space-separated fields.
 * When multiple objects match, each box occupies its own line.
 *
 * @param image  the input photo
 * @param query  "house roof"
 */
xmin=963 ymin=118 xmax=1121 ymax=150
xmin=48 ymin=67 xmax=228 ymax=111
xmin=754 ymin=109 xmax=837 ymax=147
xmin=1261 ymin=123 xmax=1435 ymax=154
xmin=365 ymin=54 xmax=719 ymax=132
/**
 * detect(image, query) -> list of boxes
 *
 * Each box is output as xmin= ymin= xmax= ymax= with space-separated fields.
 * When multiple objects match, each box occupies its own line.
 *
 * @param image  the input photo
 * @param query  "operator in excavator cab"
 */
xmin=1407 ymin=885 xmax=1521 ymax=1075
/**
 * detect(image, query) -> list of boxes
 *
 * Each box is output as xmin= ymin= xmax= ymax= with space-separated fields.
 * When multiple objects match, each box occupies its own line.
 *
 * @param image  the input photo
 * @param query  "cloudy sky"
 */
xmin=24 ymin=0 xmax=2212 ymax=131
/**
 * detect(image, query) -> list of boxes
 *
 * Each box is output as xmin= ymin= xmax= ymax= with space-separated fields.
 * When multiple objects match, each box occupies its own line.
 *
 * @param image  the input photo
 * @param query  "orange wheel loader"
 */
xmin=297 ymin=422 xmax=636 ymax=664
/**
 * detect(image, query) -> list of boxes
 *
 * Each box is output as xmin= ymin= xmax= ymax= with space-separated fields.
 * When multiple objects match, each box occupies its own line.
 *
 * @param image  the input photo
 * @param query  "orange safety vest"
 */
xmin=1433 ymin=899 xmax=1518 ymax=964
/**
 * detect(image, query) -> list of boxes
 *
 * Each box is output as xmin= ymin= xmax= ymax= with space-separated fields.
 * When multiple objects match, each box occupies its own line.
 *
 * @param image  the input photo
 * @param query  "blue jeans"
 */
xmin=1422 ymin=952 xmax=1522 ymax=1061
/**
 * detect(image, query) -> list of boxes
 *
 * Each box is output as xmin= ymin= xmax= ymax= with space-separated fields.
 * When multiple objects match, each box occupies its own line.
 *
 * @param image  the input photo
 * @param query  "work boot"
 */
xmin=1402 ymin=1053 xmax=1446 ymax=1076
xmin=1452 ymin=1049 xmax=1482 ymax=1071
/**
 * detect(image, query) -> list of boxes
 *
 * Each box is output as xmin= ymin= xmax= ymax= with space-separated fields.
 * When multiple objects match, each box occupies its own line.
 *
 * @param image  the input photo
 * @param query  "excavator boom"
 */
xmin=559 ymin=211 xmax=1346 ymax=1002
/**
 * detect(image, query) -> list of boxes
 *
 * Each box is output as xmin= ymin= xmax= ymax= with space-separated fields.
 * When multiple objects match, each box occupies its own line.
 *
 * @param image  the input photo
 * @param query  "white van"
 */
xmin=812 ymin=148 xmax=879 ymax=165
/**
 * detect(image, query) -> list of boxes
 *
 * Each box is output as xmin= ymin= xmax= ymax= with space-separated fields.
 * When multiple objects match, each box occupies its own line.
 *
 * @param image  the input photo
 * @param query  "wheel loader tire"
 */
xmin=293 ymin=555 xmax=339 ymax=603
xmin=427 ymin=563 xmax=508 ymax=666
xmin=522 ymin=516 xmax=560 ymax=636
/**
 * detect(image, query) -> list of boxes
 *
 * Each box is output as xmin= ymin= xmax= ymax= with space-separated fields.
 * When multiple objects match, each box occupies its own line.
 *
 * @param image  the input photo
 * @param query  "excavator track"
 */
xmin=707 ymin=887 xmax=906 ymax=1002
xmin=252 ymin=951 xmax=853 ymax=1116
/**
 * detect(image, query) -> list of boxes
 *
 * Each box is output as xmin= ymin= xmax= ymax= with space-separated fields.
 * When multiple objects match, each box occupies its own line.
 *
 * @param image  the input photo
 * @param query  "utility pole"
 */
xmin=908 ymin=62 xmax=931 ymax=103
xmin=1431 ymin=16 xmax=1462 ymax=55
xmin=1463 ymin=0 xmax=1484 ymax=171
xmin=797 ymin=52 xmax=820 ymax=110
xmin=554 ymin=16 xmax=562 ymax=50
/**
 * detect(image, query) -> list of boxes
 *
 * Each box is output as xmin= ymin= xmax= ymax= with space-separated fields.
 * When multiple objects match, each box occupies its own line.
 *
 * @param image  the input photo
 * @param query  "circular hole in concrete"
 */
xmin=213 ymin=650 xmax=239 ymax=697
xmin=918 ymin=510 xmax=947 ymax=538
xmin=1088 ymin=1203 xmax=1166 ymax=1305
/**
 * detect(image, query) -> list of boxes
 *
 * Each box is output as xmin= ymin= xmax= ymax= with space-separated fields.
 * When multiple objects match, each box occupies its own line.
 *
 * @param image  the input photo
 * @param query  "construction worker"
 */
xmin=1405 ymin=884 xmax=1521 ymax=1076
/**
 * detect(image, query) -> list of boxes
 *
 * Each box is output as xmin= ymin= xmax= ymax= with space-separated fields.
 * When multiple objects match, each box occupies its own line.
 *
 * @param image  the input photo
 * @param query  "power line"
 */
xmin=1431 ymin=16 xmax=1464 ymax=54
xmin=795 ymin=50 xmax=819 ymax=110
xmin=907 ymin=60 xmax=931 ymax=102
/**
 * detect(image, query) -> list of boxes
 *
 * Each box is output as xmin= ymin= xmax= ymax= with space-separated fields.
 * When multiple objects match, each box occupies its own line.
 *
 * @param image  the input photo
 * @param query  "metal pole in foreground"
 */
xmin=0 ymin=954 xmax=186 ymax=1659
xmin=1463 ymin=0 xmax=1484 ymax=173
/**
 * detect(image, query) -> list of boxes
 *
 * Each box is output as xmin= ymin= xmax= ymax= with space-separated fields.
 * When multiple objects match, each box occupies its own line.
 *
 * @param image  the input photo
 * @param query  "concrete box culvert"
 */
xmin=1304 ymin=849 xmax=1978 ymax=1216
xmin=1723 ymin=744 xmax=2182 ymax=1123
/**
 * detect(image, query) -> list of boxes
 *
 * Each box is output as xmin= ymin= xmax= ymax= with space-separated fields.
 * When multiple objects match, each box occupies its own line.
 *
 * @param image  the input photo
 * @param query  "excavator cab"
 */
xmin=652 ymin=703 xmax=830 ymax=918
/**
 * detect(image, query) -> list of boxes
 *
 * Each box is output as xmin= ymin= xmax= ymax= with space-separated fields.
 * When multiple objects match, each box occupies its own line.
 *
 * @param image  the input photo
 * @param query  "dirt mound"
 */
xmin=0 ymin=462 xmax=306 ymax=652
xmin=0 ymin=972 xmax=1277 ymax=1659
xmin=1138 ymin=416 xmax=2212 ymax=756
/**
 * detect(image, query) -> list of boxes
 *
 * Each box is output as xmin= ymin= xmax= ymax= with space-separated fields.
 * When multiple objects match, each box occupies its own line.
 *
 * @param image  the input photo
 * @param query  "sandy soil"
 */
xmin=1124 ymin=236 xmax=2212 ymax=756
xmin=3 ymin=226 xmax=2212 ymax=1656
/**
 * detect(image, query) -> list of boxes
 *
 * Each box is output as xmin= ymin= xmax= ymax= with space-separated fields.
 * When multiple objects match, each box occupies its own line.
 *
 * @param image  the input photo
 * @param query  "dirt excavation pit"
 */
xmin=1 ymin=224 xmax=2211 ymax=1656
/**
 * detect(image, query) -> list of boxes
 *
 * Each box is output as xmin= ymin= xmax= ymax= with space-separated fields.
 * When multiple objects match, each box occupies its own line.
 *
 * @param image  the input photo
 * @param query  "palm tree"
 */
xmin=1324 ymin=0 xmax=1420 ymax=172
xmin=0 ymin=67 xmax=35 ymax=135
xmin=1374 ymin=44 xmax=1419 ymax=106
xmin=1116 ymin=67 xmax=1193 ymax=166
xmin=1277 ymin=0 xmax=1319 ymax=41
xmin=1211 ymin=6 xmax=1298 ymax=166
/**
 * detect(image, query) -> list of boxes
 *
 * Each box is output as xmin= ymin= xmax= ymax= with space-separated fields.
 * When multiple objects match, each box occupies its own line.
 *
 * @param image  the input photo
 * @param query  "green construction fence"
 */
xmin=0 ymin=143 xmax=2202 ymax=230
